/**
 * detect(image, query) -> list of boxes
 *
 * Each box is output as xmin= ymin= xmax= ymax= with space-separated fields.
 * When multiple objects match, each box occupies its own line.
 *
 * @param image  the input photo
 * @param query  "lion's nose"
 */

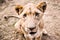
xmin=29 ymin=27 xmax=36 ymax=30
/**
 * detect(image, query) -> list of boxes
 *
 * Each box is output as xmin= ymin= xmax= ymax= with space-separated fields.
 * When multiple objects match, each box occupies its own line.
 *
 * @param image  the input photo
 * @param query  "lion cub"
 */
xmin=4 ymin=2 xmax=47 ymax=40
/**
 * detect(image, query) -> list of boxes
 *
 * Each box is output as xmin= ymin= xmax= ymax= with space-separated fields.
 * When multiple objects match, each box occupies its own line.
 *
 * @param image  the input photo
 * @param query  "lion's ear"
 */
xmin=15 ymin=5 xmax=23 ymax=15
xmin=37 ymin=2 xmax=47 ymax=12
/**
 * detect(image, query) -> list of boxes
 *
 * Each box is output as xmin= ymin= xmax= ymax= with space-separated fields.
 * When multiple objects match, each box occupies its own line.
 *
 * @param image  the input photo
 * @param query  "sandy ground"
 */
xmin=0 ymin=0 xmax=60 ymax=40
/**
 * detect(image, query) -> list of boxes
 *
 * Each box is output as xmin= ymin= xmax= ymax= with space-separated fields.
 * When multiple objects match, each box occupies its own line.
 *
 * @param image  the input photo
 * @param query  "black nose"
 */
xmin=29 ymin=27 xmax=36 ymax=30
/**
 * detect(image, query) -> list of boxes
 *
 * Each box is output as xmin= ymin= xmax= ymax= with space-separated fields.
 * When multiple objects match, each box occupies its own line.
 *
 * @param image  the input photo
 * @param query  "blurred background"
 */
xmin=0 ymin=0 xmax=60 ymax=40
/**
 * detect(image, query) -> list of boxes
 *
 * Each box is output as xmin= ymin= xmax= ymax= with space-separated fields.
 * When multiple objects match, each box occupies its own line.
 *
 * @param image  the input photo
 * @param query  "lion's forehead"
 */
xmin=24 ymin=3 xmax=35 ymax=8
xmin=22 ymin=3 xmax=42 ymax=14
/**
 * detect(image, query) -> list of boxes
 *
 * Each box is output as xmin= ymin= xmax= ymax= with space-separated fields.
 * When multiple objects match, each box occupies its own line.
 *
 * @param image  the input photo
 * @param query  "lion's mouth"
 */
xmin=30 ymin=32 xmax=36 ymax=35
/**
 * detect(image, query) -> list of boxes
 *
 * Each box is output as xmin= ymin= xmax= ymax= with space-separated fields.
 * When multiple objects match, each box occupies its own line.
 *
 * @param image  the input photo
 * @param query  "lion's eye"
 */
xmin=35 ymin=12 xmax=39 ymax=16
xmin=23 ymin=14 xmax=27 ymax=17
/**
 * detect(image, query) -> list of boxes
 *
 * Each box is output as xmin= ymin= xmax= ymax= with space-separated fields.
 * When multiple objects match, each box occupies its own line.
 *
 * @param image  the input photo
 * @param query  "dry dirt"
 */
xmin=0 ymin=0 xmax=60 ymax=40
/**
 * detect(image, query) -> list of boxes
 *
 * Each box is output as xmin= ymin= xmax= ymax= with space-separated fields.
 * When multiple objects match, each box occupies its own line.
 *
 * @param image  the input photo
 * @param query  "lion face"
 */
xmin=15 ymin=2 xmax=47 ymax=38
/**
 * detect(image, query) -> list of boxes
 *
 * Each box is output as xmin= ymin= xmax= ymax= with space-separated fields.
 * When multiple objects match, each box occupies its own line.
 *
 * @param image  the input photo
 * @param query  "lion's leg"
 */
xmin=42 ymin=29 xmax=50 ymax=37
xmin=43 ymin=29 xmax=47 ymax=35
xmin=25 ymin=37 xmax=31 ymax=40
xmin=36 ymin=36 xmax=41 ymax=40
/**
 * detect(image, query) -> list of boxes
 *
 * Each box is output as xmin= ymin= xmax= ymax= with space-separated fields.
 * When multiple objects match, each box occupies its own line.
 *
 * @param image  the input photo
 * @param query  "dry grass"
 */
xmin=0 ymin=0 xmax=60 ymax=40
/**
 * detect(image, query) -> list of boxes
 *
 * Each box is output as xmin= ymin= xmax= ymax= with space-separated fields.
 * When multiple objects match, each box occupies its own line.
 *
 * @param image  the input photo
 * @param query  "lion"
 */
xmin=4 ymin=2 xmax=47 ymax=40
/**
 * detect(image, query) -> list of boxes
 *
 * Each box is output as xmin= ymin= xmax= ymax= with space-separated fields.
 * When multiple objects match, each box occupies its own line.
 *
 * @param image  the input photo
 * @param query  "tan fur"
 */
xmin=15 ymin=2 xmax=47 ymax=40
